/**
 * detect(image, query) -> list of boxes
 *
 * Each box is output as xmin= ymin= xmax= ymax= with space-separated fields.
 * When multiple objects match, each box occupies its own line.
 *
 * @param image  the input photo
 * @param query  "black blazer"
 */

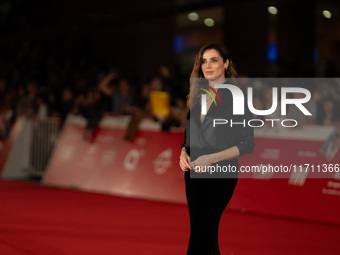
xmin=181 ymin=86 xmax=255 ymax=167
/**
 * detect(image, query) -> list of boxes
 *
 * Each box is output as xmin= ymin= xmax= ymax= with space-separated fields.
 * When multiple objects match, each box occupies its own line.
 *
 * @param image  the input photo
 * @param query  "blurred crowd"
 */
xmin=1 ymin=36 xmax=340 ymax=142
xmin=245 ymin=79 xmax=340 ymax=128
xmin=0 ymin=36 xmax=189 ymax=142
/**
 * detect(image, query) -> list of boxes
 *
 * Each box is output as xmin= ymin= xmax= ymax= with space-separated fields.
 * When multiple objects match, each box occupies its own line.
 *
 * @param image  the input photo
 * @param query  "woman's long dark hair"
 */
xmin=187 ymin=43 xmax=238 ymax=108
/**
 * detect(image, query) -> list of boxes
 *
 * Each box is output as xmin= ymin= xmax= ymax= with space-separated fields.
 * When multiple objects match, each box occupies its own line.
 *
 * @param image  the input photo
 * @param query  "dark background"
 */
xmin=1 ymin=0 xmax=340 ymax=83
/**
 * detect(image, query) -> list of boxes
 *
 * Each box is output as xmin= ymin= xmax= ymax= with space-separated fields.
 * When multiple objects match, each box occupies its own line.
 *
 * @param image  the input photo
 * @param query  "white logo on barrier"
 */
xmin=289 ymin=167 xmax=309 ymax=186
xmin=100 ymin=149 xmax=116 ymax=167
xmin=252 ymin=165 xmax=274 ymax=179
xmin=61 ymin=146 xmax=74 ymax=161
xmin=96 ymin=135 xmax=115 ymax=143
xmin=135 ymin=138 xmax=147 ymax=146
xmin=153 ymin=148 xmax=172 ymax=175
xmin=260 ymin=149 xmax=280 ymax=160
xmin=124 ymin=149 xmax=144 ymax=171
xmin=297 ymin=151 xmax=316 ymax=158
xmin=87 ymin=144 xmax=98 ymax=155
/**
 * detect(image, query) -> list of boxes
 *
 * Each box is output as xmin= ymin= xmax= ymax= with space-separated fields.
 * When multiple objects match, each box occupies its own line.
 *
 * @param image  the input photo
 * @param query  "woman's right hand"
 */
xmin=179 ymin=148 xmax=191 ymax=171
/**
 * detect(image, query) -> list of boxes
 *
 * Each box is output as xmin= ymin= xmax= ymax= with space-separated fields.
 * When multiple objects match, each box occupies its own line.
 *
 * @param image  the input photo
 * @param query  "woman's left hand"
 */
xmin=190 ymin=155 xmax=214 ymax=173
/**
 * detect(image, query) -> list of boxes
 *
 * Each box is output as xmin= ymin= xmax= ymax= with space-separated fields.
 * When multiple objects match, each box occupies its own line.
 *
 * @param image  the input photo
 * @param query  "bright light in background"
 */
xmin=188 ymin=12 xmax=199 ymax=21
xmin=204 ymin=18 xmax=215 ymax=27
xmin=268 ymin=6 xmax=278 ymax=15
xmin=322 ymin=10 xmax=332 ymax=19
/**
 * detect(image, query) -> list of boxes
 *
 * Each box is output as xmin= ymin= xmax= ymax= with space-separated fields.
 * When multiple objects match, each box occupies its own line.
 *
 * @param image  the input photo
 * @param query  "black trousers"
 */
xmin=184 ymin=170 xmax=238 ymax=255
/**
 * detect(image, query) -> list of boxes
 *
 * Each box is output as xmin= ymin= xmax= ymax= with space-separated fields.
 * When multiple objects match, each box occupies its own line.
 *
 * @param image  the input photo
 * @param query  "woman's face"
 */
xmin=201 ymin=49 xmax=229 ymax=80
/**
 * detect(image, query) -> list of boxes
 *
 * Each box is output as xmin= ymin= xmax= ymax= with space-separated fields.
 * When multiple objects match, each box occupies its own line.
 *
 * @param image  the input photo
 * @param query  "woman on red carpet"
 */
xmin=179 ymin=43 xmax=255 ymax=255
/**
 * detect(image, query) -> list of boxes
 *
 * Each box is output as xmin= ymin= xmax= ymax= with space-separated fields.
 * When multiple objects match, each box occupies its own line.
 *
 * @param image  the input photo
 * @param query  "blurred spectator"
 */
xmin=73 ymin=89 xmax=106 ymax=141
xmin=161 ymin=97 xmax=188 ymax=131
xmin=124 ymin=76 xmax=169 ymax=140
xmin=0 ymin=91 xmax=14 ymax=139
xmin=98 ymin=71 xmax=118 ymax=112
xmin=16 ymin=80 xmax=38 ymax=116
xmin=317 ymin=98 xmax=337 ymax=126
xmin=158 ymin=65 xmax=183 ymax=104
xmin=149 ymin=76 xmax=170 ymax=122
xmin=314 ymin=81 xmax=340 ymax=126
xmin=134 ymin=83 xmax=152 ymax=114
xmin=1 ymin=8 xmax=340 ymax=145
xmin=0 ymin=78 xmax=6 ymax=103
xmin=112 ymin=79 xmax=134 ymax=115
xmin=149 ymin=76 xmax=164 ymax=92
xmin=34 ymin=93 xmax=48 ymax=119
xmin=287 ymin=91 xmax=317 ymax=127
xmin=51 ymin=88 xmax=74 ymax=125
xmin=123 ymin=82 xmax=152 ymax=141
xmin=47 ymin=91 xmax=58 ymax=117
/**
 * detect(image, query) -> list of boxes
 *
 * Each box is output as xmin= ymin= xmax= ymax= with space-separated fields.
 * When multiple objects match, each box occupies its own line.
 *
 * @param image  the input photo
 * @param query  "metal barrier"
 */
xmin=28 ymin=118 xmax=60 ymax=177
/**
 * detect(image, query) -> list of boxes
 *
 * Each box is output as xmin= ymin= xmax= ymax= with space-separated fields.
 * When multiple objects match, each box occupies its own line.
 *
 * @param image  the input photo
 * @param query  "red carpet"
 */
xmin=1 ymin=180 xmax=339 ymax=255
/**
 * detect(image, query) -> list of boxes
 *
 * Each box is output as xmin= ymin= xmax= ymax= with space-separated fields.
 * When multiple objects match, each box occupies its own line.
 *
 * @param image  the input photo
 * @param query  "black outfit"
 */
xmin=181 ymin=84 xmax=255 ymax=255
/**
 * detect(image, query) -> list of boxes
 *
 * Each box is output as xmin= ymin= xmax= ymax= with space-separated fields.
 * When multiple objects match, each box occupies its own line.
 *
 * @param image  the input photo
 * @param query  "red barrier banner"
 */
xmin=236 ymin=137 xmax=340 ymax=224
xmin=43 ymin=117 xmax=186 ymax=203
xmin=43 ymin=116 xmax=340 ymax=224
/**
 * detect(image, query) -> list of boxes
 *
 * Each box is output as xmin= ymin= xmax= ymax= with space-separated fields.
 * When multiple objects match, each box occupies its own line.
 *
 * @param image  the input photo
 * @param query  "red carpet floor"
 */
xmin=1 ymin=180 xmax=339 ymax=255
